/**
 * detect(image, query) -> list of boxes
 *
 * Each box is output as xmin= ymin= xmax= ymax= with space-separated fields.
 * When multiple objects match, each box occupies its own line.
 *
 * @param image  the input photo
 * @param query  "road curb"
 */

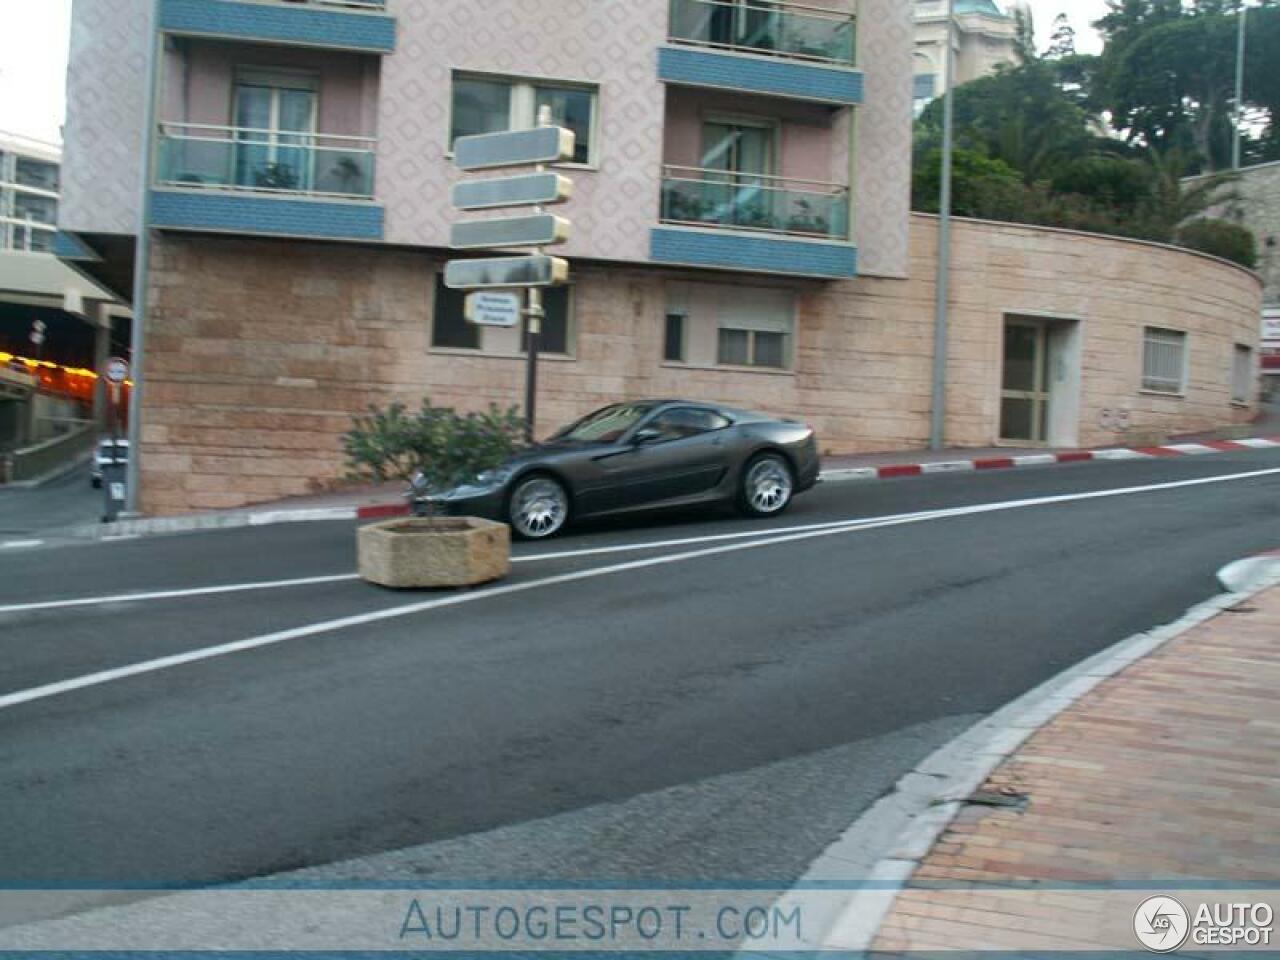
xmin=73 ymin=434 xmax=1280 ymax=541
xmin=764 ymin=554 xmax=1280 ymax=954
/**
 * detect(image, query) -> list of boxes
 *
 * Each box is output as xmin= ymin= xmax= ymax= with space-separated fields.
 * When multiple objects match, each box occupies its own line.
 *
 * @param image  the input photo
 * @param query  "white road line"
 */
xmin=2 ymin=466 xmax=1278 ymax=713
xmin=0 ymin=540 xmax=44 ymax=550
xmin=0 ymin=573 xmax=359 ymax=616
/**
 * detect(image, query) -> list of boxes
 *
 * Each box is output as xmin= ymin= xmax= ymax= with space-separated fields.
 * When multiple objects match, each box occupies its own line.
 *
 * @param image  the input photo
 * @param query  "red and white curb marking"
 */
xmin=821 ymin=435 xmax=1280 ymax=483
xmin=23 ymin=432 xmax=1268 ymax=545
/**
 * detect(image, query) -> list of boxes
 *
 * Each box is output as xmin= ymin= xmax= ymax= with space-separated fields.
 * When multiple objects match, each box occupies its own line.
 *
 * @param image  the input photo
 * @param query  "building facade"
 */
xmin=912 ymin=0 xmax=1028 ymax=111
xmin=1 ymin=133 xmax=61 ymax=254
xmin=58 ymin=0 xmax=1260 ymax=514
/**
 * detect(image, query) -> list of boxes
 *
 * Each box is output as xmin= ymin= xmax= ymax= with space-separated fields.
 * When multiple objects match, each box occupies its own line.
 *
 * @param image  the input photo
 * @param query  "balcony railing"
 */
xmin=668 ymin=0 xmax=856 ymax=66
xmin=157 ymin=123 xmax=376 ymax=199
xmin=660 ymin=165 xmax=849 ymax=240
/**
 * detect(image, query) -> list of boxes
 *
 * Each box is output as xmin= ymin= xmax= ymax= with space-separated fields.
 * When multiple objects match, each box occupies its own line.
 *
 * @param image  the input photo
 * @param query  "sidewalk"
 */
xmin=868 ymin=581 xmax=1280 ymax=953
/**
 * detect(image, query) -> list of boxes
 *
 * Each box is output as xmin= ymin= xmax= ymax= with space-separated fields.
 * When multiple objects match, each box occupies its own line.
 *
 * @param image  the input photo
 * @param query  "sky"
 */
xmin=0 ymin=0 xmax=1111 ymax=146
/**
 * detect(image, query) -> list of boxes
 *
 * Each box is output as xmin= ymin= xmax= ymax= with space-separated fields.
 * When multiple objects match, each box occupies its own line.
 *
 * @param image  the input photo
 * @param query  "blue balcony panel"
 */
xmin=657 ymin=46 xmax=863 ymax=106
xmin=158 ymin=0 xmax=396 ymax=54
xmin=54 ymin=231 xmax=101 ymax=262
xmin=650 ymin=226 xmax=857 ymax=279
xmin=150 ymin=189 xmax=384 ymax=242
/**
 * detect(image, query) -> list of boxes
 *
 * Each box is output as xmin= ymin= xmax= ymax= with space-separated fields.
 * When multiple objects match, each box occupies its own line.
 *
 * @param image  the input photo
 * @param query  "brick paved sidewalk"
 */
xmin=872 ymin=584 xmax=1280 ymax=953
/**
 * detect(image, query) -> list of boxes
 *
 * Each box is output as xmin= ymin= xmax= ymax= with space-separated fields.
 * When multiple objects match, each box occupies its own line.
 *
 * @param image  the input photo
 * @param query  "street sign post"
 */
xmin=447 ymin=106 xmax=575 ymax=441
xmin=102 ymin=356 xmax=130 ymax=523
xmin=454 ymin=126 xmax=575 ymax=171
xmin=453 ymin=172 xmax=573 ymax=211
xmin=449 ymin=213 xmax=571 ymax=251
xmin=105 ymin=356 xmax=130 ymax=384
xmin=465 ymin=292 xmax=522 ymax=328
xmin=444 ymin=255 xmax=570 ymax=291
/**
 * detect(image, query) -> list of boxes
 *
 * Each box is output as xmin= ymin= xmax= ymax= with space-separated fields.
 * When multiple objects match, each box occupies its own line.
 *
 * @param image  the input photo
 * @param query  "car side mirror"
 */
xmin=633 ymin=427 xmax=663 ymax=445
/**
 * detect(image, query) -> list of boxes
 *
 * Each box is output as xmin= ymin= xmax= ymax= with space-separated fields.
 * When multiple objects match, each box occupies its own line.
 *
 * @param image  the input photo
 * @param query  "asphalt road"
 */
xmin=0 ymin=450 xmax=1277 ymax=903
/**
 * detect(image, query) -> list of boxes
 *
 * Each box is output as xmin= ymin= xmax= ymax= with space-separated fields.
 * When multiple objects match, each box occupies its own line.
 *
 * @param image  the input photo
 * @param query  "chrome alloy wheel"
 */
xmin=509 ymin=476 xmax=569 ymax=539
xmin=745 ymin=457 xmax=792 ymax=514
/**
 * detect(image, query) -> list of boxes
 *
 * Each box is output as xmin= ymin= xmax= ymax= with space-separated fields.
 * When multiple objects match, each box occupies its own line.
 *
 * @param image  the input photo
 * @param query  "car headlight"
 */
xmin=472 ymin=467 xmax=511 ymax=487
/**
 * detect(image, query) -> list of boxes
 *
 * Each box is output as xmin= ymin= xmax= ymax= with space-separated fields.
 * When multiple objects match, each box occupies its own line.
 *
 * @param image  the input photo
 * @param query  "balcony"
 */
xmin=158 ymin=0 xmax=396 ymax=55
xmin=652 ymin=166 xmax=856 ymax=278
xmin=660 ymin=0 xmax=862 ymax=105
xmin=151 ymin=123 xmax=384 ymax=241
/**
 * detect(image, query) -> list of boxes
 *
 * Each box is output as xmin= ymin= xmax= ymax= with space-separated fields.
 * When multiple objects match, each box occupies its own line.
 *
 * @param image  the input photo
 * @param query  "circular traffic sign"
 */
xmin=105 ymin=357 xmax=130 ymax=384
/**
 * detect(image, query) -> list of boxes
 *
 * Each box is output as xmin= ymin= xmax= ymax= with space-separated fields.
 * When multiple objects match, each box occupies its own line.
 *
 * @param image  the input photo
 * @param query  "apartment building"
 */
xmin=1 ymin=133 xmax=61 ymax=254
xmin=58 ymin=0 xmax=1260 ymax=513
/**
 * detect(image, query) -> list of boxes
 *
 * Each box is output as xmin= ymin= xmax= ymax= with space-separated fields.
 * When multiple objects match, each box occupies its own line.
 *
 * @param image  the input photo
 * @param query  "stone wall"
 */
xmin=1227 ymin=161 xmax=1280 ymax=308
xmin=140 ymin=217 xmax=1261 ymax=513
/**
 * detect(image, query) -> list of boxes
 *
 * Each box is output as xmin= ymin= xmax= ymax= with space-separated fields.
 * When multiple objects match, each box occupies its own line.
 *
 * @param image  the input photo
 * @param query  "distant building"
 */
xmin=0 ymin=132 xmax=60 ymax=253
xmin=913 ymin=0 xmax=1030 ymax=112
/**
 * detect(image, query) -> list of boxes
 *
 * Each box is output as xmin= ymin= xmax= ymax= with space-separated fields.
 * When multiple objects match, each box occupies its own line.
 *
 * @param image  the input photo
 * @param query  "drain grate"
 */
xmin=966 ymin=788 xmax=1030 ymax=812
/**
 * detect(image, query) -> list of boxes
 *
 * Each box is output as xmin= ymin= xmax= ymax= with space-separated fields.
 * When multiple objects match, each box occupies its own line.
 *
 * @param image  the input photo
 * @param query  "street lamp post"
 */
xmin=929 ymin=0 xmax=957 ymax=451
xmin=1233 ymin=0 xmax=1248 ymax=170
xmin=124 ymin=0 xmax=162 ymax=515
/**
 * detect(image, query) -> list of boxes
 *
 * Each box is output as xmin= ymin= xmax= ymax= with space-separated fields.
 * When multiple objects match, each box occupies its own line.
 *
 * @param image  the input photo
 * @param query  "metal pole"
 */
xmin=124 ymin=0 xmax=162 ymax=514
xmin=521 ymin=104 xmax=555 ymax=444
xmin=929 ymin=0 xmax=957 ymax=451
xmin=524 ymin=287 xmax=542 ymax=444
xmin=1233 ymin=0 xmax=1247 ymax=170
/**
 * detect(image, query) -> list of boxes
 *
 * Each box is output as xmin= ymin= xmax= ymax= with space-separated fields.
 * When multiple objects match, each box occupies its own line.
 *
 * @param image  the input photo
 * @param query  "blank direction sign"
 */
xmin=444 ymin=255 xmax=570 ymax=290
xmin=453 ymin=172 xmax=574 ymax=211
xmin=450 ymin=214 xmax=570 ymax=250
xmin=454 ymin=126 xmax=576 ymax=171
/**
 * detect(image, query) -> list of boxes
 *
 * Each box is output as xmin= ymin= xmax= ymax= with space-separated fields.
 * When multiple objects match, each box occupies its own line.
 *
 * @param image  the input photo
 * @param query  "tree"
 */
xmin=1045 ymin=13 xmax=1078 ymax=59
xmin=1092 ymin=0 xmax=1280 ymax=171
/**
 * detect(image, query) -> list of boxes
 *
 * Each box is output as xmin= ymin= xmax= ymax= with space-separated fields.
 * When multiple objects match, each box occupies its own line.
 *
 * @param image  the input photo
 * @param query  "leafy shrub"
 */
xmin=1175 ymin=219 xmax=1259 ymax=269
xmin=343 ymin=399 xmax=525 ymax=494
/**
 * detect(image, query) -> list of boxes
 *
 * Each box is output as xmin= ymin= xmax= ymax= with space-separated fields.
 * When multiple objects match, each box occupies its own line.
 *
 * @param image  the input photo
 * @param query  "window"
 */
xmin=666 ymin=281 xmax=795 ymax=371
xmin=664 ymin=313 xmax=685 ymax=362
xmin=432 ymin=280 xmax=481 ymax=350
xmin=718 ymin=328 xmax=787 ymax=368
xmin=233 ymin=73 xmax=318 ymax=192
xmin=431 ymin=276 xmax=573 ymax=355
xmin=1232 ymin=344 xmax=1254 ymax=404
xmin=646 ymin=407 xmax=731 ymax=442
xmin=14 ymin=157 xmax=59 ymax=192
xmin=13 ymin=192 xmax=57 ymax=225
xmin=1141 ymin=327 xmax=1187 ymax=394
xmin=450 ymin=73 xmax=597 ymax=165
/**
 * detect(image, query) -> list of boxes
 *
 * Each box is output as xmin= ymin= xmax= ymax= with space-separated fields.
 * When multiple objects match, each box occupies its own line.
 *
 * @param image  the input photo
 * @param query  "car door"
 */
xmin=602 ymin=407 xmax=734 ymax=508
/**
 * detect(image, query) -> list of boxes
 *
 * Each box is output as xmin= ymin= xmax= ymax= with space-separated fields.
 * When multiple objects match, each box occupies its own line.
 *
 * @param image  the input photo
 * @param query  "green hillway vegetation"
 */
xmin=913 ymin=0 xmax=1280 ymax=268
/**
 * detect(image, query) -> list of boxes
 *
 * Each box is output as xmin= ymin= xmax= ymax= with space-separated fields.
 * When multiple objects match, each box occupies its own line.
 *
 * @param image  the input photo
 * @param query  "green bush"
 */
xmin=1175 ymin=219 xmax=1259 ymax=269
xmin=343 ymin=399 xmax=525 ymax=495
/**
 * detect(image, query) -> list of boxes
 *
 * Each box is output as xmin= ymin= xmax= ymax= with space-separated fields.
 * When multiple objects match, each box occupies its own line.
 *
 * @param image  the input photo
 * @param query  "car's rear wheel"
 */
xmin=507 ymin=473 xmax=570 ymax=539
xmin=738 ymin=453 xmax=793 ymax=518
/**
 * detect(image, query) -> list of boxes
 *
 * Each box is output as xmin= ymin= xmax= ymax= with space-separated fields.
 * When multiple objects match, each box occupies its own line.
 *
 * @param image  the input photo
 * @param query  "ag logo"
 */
xmin=1134 ymin=896 xmax=1190 ymax=952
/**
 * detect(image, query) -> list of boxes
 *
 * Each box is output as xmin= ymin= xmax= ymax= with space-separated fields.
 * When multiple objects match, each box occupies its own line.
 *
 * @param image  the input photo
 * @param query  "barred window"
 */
xmin=1141 ymin=327 xmax=1187 ymax=395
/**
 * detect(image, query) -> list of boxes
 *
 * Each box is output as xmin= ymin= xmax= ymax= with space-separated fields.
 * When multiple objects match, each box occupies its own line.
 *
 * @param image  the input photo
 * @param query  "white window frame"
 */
xmin=448 ymin=71 xmax=600 ymax=168
xmin=716 ymin=326 xmax=791 ymax=370
xmin=1140 ymin=326 xmax=1189 ymax=396
xmin=1231 ymin=343 xmax=1254 ymax=405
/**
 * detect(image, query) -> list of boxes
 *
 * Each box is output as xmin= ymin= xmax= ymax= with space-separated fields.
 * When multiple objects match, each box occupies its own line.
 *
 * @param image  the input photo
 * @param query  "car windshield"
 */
xmin=551 ymin=403 xmax=656 ymax=444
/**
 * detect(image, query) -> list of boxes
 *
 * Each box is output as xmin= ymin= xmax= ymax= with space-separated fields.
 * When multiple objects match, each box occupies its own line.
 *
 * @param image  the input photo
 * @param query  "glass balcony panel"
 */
xmin=157 ymin=125 xmax=376 ymax=199
xmin=668 ymin=0 xmax=855 ymax=65
xmin=661 ymin=167 xmax=849 ymax=240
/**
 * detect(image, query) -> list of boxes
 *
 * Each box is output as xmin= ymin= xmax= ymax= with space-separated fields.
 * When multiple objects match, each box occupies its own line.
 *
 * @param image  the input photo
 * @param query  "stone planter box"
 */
xmin=358 ymin=516 xmax=510 ymax=589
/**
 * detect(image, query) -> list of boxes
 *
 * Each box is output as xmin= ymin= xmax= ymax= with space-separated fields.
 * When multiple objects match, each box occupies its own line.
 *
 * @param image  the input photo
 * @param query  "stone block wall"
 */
xmin=140 ymin=216 xmax=1261 ymax=513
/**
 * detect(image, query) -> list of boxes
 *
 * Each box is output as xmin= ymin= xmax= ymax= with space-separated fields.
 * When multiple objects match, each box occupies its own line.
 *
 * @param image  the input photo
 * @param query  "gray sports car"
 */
xmin=410 ymin=400 xmax=821 ymax=539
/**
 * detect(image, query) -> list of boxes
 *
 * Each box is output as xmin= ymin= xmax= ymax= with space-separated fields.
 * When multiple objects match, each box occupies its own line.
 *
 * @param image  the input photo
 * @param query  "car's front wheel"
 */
xmin=738 ymin=453 xmax=794 ymax=518
xmin=507 ymin=473 xmax=570 ymax=539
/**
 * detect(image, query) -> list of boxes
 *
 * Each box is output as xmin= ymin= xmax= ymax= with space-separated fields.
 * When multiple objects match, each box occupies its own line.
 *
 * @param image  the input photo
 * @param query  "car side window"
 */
xmin=646 ymin=407 xmax=731 ymax=441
